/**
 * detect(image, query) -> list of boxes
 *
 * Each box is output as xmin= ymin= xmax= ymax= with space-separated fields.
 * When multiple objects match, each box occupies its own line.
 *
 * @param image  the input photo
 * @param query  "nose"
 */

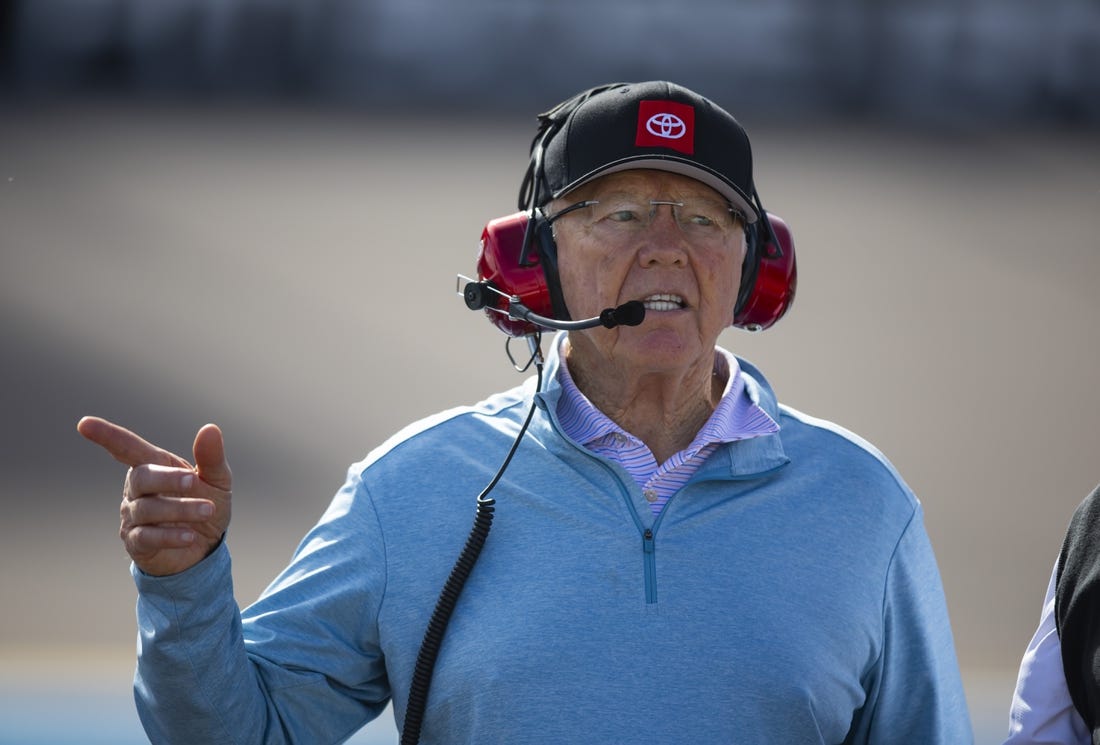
xmin=638 ymin=205 xmax=689 ymax=266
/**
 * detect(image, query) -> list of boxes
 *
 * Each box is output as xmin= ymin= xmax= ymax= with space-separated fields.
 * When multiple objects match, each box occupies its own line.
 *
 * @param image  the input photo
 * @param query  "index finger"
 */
xmin=77 ymin=416 xmax=192 ymax=469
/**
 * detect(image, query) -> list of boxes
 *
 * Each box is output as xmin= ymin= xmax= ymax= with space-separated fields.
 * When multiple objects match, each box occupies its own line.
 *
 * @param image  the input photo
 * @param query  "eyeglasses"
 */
xmin=547 ymin=194 xmax=745 ymax=244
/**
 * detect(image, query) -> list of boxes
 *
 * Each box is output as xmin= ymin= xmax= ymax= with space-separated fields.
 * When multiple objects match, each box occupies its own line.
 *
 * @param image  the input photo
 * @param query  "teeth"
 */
xmin=643 ymin=293 xmax=685 ymax=311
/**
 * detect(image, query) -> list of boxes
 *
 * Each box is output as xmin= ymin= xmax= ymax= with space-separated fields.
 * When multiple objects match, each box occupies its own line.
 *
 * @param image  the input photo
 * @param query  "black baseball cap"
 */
xmin=536 ymin=81 xmax=759 ymax=223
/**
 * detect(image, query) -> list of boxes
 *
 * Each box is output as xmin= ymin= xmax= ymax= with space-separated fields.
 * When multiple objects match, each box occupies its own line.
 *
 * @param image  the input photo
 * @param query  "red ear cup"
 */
xmin=475 ymin=211 xmax=553 ymax=337
xmin=733 ymin=213 xmax=797 ymax=331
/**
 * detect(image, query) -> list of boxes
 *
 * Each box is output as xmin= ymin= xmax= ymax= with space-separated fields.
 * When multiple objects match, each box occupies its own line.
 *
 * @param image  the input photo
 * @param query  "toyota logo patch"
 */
xmin=635 ymin=100 xmax=695 ymax=155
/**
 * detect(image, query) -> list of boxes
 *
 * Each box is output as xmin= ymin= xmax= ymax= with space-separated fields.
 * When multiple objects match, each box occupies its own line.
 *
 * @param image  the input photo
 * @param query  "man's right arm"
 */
xmin=79 ymin=416 xmax=391 ymax=743
xmin=132 ymin=472 xmax=393 ymax=744
xmin=132 ymin=541 xmax=264 ymax=743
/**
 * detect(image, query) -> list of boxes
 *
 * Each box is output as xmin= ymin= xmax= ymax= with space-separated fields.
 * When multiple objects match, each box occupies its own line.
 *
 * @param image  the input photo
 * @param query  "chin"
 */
xmin=622 ymin=330 xmax=706 ymax=365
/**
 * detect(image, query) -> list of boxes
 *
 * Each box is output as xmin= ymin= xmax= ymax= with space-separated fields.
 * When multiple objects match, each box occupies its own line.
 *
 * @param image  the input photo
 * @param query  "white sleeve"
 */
xmin=1004 ymin=558 xmax=1090 ymax=744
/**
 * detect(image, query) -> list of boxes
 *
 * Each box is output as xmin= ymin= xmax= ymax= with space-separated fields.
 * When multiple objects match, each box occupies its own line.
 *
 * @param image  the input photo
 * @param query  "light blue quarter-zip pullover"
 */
xmin=132 ymin=345 xmax=972 ymax=744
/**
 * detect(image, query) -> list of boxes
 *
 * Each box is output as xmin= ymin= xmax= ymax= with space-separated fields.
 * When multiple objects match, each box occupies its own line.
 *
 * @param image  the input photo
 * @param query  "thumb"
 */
xmin=193 ymin=423 xmax=232 ymax=491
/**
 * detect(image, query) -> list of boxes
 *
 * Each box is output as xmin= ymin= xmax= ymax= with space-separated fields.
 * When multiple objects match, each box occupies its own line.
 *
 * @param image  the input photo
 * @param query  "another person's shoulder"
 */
xmin=1066 ymin=482 xmax=1100 ymax=532
xmin=1059 ymin=481 xmax=1100 ymax=576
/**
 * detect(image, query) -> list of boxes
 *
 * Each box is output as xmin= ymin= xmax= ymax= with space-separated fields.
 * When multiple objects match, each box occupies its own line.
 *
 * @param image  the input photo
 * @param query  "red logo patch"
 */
xmin=635 ymin=100 xmax=695 ymax=155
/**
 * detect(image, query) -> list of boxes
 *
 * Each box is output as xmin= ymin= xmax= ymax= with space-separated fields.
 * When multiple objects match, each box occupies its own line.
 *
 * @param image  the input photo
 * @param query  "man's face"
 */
xmin=550 ymin=169 xmax=746 ymax=379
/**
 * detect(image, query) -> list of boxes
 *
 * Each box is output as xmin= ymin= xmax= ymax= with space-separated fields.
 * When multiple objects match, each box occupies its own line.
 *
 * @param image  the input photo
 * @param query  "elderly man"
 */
xmin=79 ymin=80 xmax=972 ymax=744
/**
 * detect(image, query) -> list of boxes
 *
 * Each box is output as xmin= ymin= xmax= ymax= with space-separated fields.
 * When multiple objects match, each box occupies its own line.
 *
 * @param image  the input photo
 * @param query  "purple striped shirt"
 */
xmin=556 ymin=345 xmax=779 ymax=515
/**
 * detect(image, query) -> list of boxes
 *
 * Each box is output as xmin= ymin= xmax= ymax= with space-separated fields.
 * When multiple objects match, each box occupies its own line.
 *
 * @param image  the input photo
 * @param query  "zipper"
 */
xmin=564 ymin=442 xmax=783 ymax=608
xmin=642 ymin=528 xmax=657 ymax=604
xmin=580 ymin=456 xmax=660 ymax=606
xmin=585 ymin=457 xmax=787 ymax=607
xmin=546 ymin=395 xmax=790 ymax=609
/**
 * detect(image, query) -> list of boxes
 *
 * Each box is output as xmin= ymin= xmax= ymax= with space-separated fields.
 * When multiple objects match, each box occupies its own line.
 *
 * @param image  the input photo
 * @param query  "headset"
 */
xmin=461 ymin=84 xmax=798 ymax=338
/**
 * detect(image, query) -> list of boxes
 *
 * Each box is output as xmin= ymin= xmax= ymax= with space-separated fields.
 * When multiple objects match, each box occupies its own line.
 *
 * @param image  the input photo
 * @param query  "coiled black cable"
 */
xmin=400 ymin=347 xmax=544 ymax=745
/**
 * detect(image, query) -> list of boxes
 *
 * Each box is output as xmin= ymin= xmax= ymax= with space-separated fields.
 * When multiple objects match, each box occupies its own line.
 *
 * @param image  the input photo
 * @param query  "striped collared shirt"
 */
xmin=556 ymin=346 xmax=780 ymax=515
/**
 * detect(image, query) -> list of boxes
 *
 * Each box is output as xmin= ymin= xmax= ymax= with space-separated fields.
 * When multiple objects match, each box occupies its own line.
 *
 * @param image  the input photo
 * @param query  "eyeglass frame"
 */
xmin=544 ymin=198 xmax=747 ymax=233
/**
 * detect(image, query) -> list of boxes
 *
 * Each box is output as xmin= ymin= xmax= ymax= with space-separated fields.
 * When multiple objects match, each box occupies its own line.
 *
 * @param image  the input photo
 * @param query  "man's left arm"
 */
xmin=855 ymin=507 xmax=975 ymax=744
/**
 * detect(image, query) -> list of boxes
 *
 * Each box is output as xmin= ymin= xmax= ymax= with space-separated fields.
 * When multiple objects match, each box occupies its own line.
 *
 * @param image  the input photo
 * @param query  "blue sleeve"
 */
xmin=133 ymin=470 xmax=391 ymax=744
xmin=848 ymin=507 xmax=974 ymax=744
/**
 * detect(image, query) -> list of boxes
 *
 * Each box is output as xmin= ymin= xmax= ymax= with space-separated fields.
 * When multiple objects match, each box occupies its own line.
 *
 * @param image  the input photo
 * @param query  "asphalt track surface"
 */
xmin=1 ymin=100 xmax=1098 ymax=742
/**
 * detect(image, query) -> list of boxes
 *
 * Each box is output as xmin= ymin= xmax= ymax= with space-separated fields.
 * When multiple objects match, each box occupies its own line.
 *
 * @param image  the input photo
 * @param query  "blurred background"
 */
xmin=1 ymin=1 xmax=1098 ymax=742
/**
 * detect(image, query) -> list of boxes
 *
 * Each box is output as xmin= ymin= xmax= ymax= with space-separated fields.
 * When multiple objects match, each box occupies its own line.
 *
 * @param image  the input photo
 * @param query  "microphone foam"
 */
xmin=600 ymin=301 xmax=646 ymax=329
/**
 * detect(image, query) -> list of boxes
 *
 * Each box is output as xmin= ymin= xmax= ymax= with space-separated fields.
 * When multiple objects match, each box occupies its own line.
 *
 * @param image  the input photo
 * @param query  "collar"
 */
xmin=527 ymin=333 xmax=786 ymax=480
xmin=555 ymin=342 xmax=778 ymax=452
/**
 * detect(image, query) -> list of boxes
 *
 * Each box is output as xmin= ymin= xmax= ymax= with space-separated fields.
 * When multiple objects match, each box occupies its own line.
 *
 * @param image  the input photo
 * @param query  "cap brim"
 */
xmin=552 ymin=156 xmax=759 ymax=224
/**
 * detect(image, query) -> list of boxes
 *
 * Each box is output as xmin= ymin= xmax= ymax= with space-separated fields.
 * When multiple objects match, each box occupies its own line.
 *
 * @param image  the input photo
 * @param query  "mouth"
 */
xmin=642 ymin=293 xmax=687 ymax=312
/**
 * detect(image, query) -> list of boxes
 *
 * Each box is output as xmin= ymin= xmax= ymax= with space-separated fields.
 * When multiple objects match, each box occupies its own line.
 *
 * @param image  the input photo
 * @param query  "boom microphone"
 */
xmin=511 ymin=299 xmax=645 ymax=332
xmin=461 ymin=277 xmax=645 ymax=333
xmin=599 ymin=301 xmax=645 ymax=329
